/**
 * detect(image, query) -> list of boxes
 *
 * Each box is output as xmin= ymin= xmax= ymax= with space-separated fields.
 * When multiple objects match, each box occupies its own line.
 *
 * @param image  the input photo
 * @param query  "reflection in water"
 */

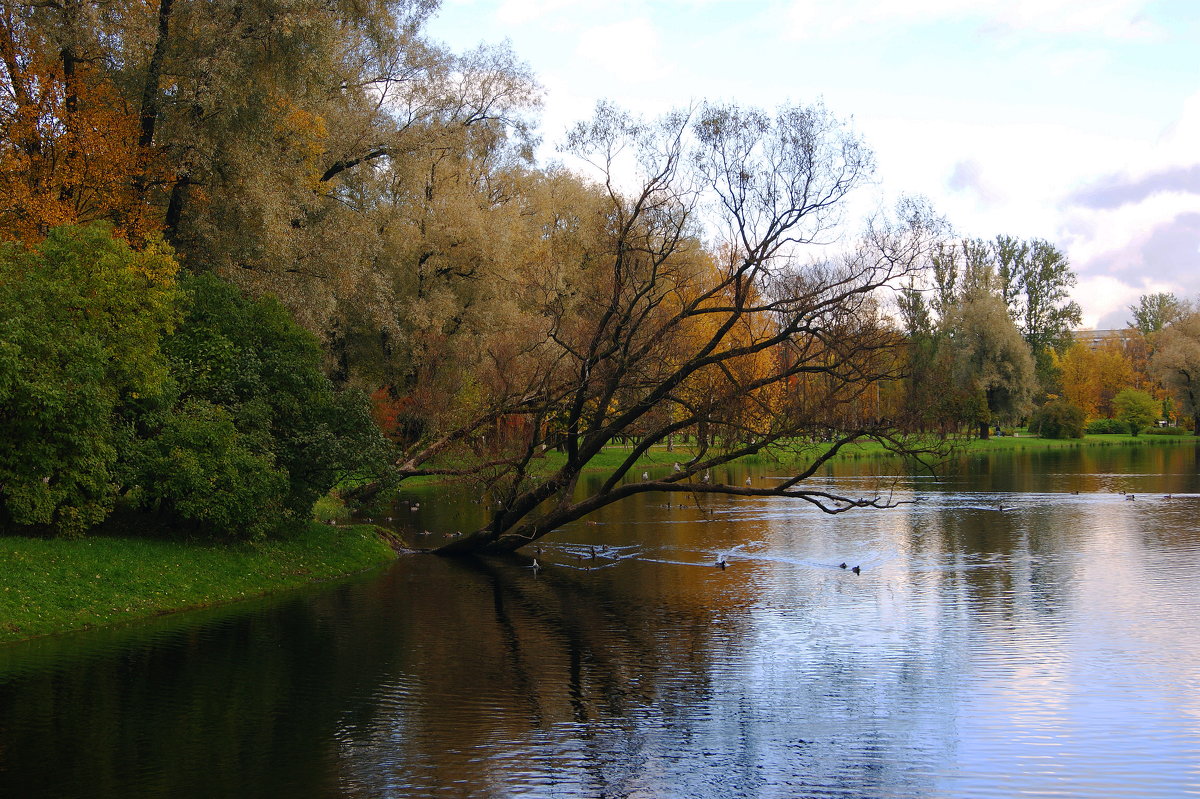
xmin=2 ymin=445 xmax=1200 ymax=797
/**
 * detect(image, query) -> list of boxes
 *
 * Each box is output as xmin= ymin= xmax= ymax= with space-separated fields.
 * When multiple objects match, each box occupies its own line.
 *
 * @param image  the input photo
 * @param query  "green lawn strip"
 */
xmin=379 ymin=432 xmax=1197 ymax=496
xmin=584 ymin=432 xmax=1196 ymax=467
xmin=0 ymin=523 xmax=395 ymax=644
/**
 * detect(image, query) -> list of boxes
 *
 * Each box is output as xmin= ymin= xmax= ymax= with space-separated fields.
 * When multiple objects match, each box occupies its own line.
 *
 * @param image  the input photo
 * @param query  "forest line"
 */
xmin=2 ymin=0 xmax=1197 ymax=550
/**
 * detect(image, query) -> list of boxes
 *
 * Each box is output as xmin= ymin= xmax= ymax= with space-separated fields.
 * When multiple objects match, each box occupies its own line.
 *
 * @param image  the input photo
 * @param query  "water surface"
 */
xmin=2 ymin=444 xmax=1199 ymax=797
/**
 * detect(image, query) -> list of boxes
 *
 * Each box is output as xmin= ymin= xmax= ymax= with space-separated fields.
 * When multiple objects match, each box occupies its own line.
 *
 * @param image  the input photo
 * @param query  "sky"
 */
xmin=427 ymin=0 xmax=1200 ymax=329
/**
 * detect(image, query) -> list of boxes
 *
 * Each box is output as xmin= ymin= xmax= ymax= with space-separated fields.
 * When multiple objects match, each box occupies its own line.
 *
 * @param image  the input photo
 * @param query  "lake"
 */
xmin=2 ymin=444 xmax=1199 ymax=798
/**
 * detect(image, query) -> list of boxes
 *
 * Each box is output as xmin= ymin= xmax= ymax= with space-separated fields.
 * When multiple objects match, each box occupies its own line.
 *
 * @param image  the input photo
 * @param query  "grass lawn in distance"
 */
xmin=0 ymin=522 xmax=395 ymax=644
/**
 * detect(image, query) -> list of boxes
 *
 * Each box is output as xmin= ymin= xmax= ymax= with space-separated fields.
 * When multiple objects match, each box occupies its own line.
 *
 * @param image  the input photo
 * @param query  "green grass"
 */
xmin=0 ymin=522 xmax=395 ymax=644
xmin=385 ymin=431 xmax=1198 ymax=491
xmin=575 ymin=431 xmax=1196 ymax=467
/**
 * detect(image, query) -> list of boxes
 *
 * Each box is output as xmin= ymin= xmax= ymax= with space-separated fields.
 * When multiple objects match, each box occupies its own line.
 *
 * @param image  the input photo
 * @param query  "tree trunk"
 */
xmin=138 ymin=0 xmax=174 ymax=150
xmin=978 ymin=420 xmax=990 ymax=439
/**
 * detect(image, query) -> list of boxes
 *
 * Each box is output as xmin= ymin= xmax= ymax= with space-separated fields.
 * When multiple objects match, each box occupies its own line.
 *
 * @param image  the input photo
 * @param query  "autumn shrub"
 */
xmin=1028 ymin=399 xmax=1085 ymax=439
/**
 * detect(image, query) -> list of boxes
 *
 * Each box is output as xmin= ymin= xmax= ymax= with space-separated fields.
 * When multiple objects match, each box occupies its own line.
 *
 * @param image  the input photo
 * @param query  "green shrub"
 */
xmin=1086 ymin=418 xmax=1127 ymax=434
xmin=135 ymin=399 xmax=289 ymax=537
xmin=0 ymin=226 xmax=389 ymax=539
xmin=132 ymin=274 xmax=390 ymax=537
xmin=0 ymin=224 xmax=179 ymax=536
xmin=1113 ymin=388 xmax=1159 ymax=436
xmin=1142 ymin=426 xmax=1190 ymax=436
xmin=1029 ymin=400 xmax=1085 ymax=439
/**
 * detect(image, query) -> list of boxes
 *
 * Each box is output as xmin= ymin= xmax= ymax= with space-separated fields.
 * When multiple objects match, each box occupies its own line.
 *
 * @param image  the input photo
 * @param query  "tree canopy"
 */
xmin=2 ymin=1 xmax=1195 ymax=549
xmin=0 ymin=224 xmax=385 ymax=537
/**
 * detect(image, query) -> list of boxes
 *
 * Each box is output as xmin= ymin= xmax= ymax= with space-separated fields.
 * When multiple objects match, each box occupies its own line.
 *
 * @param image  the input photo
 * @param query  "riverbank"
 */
xmin=567 ymin=431 xmax=1198 ymax=470
xmin=0 ymin=523 xmax=396 ymax=645
xmin=376 ymin=432 xmax=1197 ymax=495
xmin=816 ymin=431 xmax=1197 ymax=460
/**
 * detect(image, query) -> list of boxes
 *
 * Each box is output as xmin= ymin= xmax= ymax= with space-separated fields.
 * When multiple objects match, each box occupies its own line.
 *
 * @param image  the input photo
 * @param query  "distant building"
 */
xmin=1072 ymin=328 xmax=1138 ymax=350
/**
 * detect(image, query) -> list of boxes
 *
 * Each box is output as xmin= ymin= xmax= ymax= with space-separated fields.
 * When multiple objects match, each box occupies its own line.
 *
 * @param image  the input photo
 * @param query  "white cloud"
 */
xmin=1060 ymin=90 xmax=1200 ymax=324
xmin=780 ymin=0 xmax=1158 ymax=40
xmin=1074 ymin=274 xmax=1150 ymax=329
xmin=575 ymin=17 xmax=671 ymax=85
xmin=495 ymin=0 xmax=585 ymax=27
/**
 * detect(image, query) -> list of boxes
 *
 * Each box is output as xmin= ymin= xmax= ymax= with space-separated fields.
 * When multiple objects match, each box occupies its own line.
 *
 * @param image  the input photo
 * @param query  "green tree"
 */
xmin=1017 ymin=239 xmax=1081 ymax=393
xmin=1028 ymin=399 xmax=1085 ymax=439
xmin=1112 ymin=388 xmax=1158 ymax=436
xmin=0 ymin=224 xmax=179 ymax=535
xmin=992 ymin=234 xmax=1027 ymax=319
xmin=1128 ymin=292 xmax=1188 ymax=335
xmin=134 ymin=274 xmax=389 ymax=536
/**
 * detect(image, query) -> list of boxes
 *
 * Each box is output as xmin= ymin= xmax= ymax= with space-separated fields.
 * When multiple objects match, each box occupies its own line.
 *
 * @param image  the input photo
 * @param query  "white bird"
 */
xmin=673 ymin=462 xmax=682 ymax=472
xmin=531 ymin=558 xmax=541 ymax=571
xmin=745 ymin=476 xmax=752 ymax=486
xmin=642 ymin=471 xmax=650 ymax=480
xmin=702 ymin=470 xmax=711 ymax=483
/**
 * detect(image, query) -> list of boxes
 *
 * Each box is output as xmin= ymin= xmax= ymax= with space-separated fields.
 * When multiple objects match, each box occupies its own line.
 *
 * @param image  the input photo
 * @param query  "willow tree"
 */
xmin=949 ymin=289 xmax=1036 ymax=438
xmin=387 ymin=101 xmax=949 ymax=555
xmin=1151 ymin=312 xmax=1200 ymax=433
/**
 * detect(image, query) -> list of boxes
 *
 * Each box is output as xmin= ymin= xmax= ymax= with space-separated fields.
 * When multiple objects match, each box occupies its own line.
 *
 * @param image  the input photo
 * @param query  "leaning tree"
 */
xmin=355 ymin=100 xmax=947 ymax=554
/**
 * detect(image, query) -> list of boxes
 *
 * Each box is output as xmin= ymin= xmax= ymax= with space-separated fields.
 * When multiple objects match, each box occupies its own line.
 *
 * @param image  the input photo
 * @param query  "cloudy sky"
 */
xmin=428 ymin=0 xmax=1200 ymax=328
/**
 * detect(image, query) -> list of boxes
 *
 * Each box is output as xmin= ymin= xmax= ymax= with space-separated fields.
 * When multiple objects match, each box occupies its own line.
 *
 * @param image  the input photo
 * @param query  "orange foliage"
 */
xmin=1057 ymin=336 xmax=1138 ymax=418
xmin=370 ymin=387 xmax=407 ymax=441
xmin=0 ymin=10 xmax=164 ymax=244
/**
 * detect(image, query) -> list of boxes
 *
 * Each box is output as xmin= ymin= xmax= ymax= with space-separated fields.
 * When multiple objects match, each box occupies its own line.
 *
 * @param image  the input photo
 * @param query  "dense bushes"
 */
xmin=1028 ymin=399 xmax=1085 ymax=439
xmin=0 ymin=225 xmax=180 ymax=535
xmin=1085 ymin=418 xmax=1128 ymax=434
xmin=0 ymin=225 xmax=388 ymax=538
xmin=1112 ymin=388 xmax=1159 ymax=436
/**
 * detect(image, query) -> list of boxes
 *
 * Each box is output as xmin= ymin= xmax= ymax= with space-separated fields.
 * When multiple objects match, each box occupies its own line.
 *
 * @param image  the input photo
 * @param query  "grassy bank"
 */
xmin=379 ymin=432 xmax=1198 ymax=495
xmin=801 ymin=431 xmax=1196 ymax=461
xmin=0 ymin=523 xmax=395 ymax=645
xmin=547 ymin=431 xmax=1198 ymax=471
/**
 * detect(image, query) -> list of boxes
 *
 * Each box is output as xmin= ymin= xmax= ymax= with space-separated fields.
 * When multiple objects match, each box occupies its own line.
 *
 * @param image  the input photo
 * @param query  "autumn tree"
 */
xmin=0 ymin=0 xmax=163 ymax=241
xmin=1056 ymin=336 xmax=1136 ymax=419
xmin=1151 ymin=312 xmax=1200 ymax=433
xmin=395 ymin=100 xmax=950 ymax=555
